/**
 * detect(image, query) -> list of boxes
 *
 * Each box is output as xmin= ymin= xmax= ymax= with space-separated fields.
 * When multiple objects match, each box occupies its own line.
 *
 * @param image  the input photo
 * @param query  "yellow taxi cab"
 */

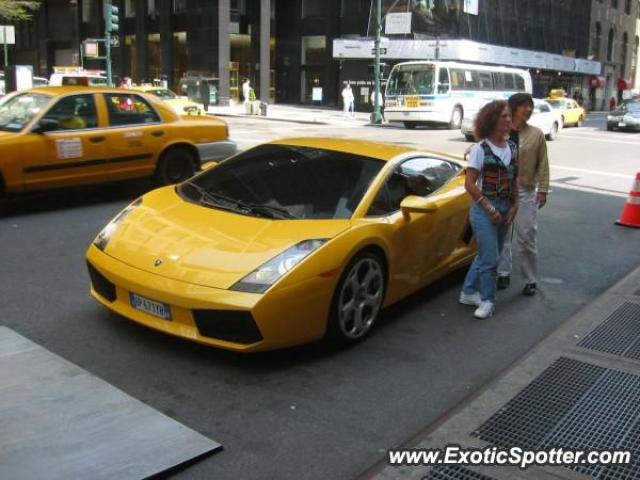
xmin=0 ymin=86 xmax=235 ymax=197
xmin=545 ymin=90 xmax=586 ymax=127
xmin=132 ymin=85 xmax=206 ymax=115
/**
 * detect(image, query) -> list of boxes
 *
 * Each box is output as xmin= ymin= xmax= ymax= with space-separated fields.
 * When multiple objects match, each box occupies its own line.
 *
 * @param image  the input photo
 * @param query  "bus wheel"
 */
xmin=449 ymin=107 xmax=463 ymax=129
xmin=403 ymin=122 xmax=417 ymax=129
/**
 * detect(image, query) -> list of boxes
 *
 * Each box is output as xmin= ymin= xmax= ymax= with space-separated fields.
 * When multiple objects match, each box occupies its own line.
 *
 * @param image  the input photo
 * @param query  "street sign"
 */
xmin=84 ymin=41 xmax=99 ymax=58
xmin=0 ymin=25 xmax=15 ymax=45
xmin=371 ymin=48 xmax=387 ymax=55
xmin=110 ymin=35 xmax=120 ymax=48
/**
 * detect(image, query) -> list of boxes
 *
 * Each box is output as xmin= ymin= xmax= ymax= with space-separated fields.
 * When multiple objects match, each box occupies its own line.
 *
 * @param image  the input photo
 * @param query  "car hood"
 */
xmin=0 ymin=131 xmax=17 ymax=141
xmin=104 ymin=188 xmax=350 ymax=290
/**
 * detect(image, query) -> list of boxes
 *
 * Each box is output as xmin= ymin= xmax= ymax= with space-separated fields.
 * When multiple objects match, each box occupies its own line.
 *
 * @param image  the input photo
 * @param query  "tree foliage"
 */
xmin=0 ymin=0 xmax=40 ymax=21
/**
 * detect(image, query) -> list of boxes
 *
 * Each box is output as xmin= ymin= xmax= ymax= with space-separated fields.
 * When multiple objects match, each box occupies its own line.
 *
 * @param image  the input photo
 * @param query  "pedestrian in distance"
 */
xmin=242 ymin=78 xmax=251 ymax=104
xmin=609 ymin=96 xmax=617 ymax=111
xmin=342 ymin=83 xmax=355 ymax=117
xmin=496 ymin=93 xmax=549 ymax=296
xmin=459 ymin=100 xmax=519 ymax=319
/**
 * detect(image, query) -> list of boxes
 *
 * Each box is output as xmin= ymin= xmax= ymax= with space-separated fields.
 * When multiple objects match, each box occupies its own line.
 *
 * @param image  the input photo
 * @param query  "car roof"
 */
xmin=268 ymin=137 xmax=462 ymax=163
xmin=25 ymin=86 xmax=149 ymax=95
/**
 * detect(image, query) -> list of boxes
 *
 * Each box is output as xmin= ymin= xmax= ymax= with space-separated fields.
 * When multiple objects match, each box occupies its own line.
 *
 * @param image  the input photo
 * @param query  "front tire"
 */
xmin=155 ymin=147 xmax=197 ymax=185
xmin=449 ymin=106 xmax=463 ymax=129
xmin=464 ymin=134 xmax=475 ymax=142
xmin=325 ymin=251 xmax=386 ymax=346
xmin=546 ymin=122 xmax=558 ymax=141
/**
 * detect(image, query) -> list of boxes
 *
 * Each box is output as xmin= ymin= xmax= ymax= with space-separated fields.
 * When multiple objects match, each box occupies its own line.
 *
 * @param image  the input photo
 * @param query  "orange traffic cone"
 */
xmin=616 ymin=172 xmax=640 ymax=228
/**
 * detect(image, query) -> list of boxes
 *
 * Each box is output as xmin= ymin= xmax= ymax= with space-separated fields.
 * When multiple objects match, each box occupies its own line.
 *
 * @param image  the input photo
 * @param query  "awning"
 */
xmin=617 ymin=78 xmax=631 ymax=90
xmin=590 ymin=75 xmax=606 ymax=88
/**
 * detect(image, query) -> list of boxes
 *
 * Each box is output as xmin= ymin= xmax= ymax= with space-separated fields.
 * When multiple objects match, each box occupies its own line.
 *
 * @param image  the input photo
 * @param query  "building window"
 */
xmin=607 ymin=28 xmax=615 ymax=61
xmin=612 ymin=0 xmax=618 ymax=7
xmin=593 ymin=22 xmax=601 ymax=59
xmin=632 ymin=36 xmax=639 ymax=82
xmin=81 ymin=0 xmax=92 ymax=23
xmin=300 ymin=36 xmax=326 ymax=103
xmin=625 ymin=0 xmax=632 ymax=13
xmin=148 ymin=0 xmax=159 ymax=18
xmin=125 ymin=0 xmax=135 ymax=18
xmin=302 ymin=0 xmax=324 ymax=18
xmin=173 ymin=0 xmax=187 ymax=12
xmin=621 ymin=33 xmax=628 ymax=76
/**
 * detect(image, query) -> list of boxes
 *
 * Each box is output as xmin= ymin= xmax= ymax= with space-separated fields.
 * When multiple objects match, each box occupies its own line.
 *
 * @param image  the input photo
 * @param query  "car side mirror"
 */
xmin=32 ymin=118 xmax=59 ymax=134
xmin=400 ymin=195 xmax=438 ymax=220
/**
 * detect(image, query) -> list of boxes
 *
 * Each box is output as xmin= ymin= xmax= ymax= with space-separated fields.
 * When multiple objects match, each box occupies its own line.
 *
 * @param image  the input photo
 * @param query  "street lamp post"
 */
xmin=370 ymin=0 xmax=383 ymax=125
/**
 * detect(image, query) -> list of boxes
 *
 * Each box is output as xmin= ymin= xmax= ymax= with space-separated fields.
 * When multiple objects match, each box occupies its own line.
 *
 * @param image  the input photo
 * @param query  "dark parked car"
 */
xmin=607 ymin=101 xmax=640 ymax=132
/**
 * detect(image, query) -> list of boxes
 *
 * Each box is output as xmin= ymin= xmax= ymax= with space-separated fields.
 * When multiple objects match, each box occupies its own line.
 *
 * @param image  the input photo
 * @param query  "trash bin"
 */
xmin=259 ymin=102 xmax=268 ymax=116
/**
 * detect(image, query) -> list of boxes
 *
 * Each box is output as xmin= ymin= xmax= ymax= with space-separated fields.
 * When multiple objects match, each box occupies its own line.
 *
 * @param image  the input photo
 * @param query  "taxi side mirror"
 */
xmin=400 ymin=195 xmax=438 ymax=220
xmin=32 ymin=118 xmax=59 ymax=134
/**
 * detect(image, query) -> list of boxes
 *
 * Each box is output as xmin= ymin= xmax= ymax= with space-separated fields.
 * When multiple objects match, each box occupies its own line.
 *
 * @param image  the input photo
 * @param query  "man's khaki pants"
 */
xmin=497 ymin=188 xmax=538 ymax=284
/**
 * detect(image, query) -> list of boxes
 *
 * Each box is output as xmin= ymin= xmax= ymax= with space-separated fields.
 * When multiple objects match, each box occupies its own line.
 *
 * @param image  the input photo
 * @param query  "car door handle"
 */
xmin=89 ymin=136 xmax=105 ymax=143
xmin=151 ymin=130 xmax=164 ymax=137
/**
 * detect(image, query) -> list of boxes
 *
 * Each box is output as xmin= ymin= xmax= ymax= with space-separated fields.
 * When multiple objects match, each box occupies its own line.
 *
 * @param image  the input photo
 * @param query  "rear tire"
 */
xmin=403 ymin=122 xmax=417 ymax=129
xmin=449 ymin=106 xmax=463 ymax=129
xmin=155 ymin=147 xmax=197 ymax=185
xmin=464 ymin=134 xmax=475 ymax=142
xmin=546 ymin=122 xmax=558 ymax=141
xmin=325 ymin=251 xmax=386 ymax=347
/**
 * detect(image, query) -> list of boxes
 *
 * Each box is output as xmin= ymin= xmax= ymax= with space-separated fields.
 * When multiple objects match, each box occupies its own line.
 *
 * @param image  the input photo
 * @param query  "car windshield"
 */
xmin=621 ymin=102 xmax=640 ymax=113
xmin=179 ymin=144 xmax=385 ymax=220
xmin=387 ymin=64 xmax=435 ymax=96
xmin=0 ymin=92 xmax=51 ymax=132
xmin=547 ymin=100 xmax=565 ymax=108
xmin=148 ymin=89 xmax=177 ymax=100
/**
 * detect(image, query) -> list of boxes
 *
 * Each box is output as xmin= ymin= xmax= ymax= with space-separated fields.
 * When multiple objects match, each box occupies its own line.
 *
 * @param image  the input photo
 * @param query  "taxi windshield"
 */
xmin=0 ymin=93 xmax=51 ymax=132
xmin=148 ymin=89 xmax=177 ymax=99
xmin=546 ymin=99 xmax=565 ymax=108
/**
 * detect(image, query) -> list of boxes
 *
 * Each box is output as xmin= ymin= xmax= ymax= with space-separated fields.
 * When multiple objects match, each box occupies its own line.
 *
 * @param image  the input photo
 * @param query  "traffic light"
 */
xmin=105 ymin=2 xmax=119 ymax=33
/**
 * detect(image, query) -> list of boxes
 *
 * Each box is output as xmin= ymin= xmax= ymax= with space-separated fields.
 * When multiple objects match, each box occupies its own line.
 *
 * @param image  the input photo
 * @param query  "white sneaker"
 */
xmin=459 ymin=291 xmax=481 ymax=307
xmin=474 ymin=300 xmax=495 ymax=319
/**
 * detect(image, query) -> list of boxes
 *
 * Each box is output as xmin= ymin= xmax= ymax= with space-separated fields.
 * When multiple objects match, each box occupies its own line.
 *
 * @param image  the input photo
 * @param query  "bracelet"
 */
xmin=475 ymin=195 xmax=486 ymax=204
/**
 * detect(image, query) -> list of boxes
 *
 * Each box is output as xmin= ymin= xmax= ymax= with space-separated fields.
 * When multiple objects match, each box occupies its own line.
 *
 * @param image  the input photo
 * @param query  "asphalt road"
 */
xmin=1 ymin=114 xmax=639 ymax=480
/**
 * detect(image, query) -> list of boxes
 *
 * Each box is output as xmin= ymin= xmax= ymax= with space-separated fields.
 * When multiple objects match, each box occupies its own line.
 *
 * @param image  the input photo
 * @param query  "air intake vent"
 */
xmin=87 ymin=262 xmax=116 ymax=302
xmin=193 ymin=310 xmax=262 ymax=344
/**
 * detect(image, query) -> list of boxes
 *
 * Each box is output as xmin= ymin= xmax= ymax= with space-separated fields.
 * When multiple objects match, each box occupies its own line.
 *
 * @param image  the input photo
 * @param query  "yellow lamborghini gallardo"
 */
xmin=86 ymin=138 xmax=476 ymax=352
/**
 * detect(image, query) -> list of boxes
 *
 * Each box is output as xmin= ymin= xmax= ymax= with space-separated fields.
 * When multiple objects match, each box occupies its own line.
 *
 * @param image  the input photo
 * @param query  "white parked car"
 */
xmin=461 ymin=98 xmax=562 ymax=141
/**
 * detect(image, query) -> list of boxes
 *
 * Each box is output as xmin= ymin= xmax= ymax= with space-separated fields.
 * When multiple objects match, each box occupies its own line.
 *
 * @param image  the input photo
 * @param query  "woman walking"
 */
xmin=459 ymin=100 xmax=519 ymax=319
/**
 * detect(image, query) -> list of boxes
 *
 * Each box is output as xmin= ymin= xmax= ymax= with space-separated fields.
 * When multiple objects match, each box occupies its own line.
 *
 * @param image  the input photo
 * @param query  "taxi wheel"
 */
xmin=576 ymin=116 xmax=583 ymax=127
xmin=326 ymin=251 xmax=386 ymax=347
xmin=155 ymin=147 xmax=197 ymax=185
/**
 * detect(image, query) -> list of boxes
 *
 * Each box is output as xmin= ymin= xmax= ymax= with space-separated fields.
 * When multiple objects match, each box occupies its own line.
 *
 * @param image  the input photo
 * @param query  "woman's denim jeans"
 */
xmin=462 ymin=197 xmax=512 ymax=302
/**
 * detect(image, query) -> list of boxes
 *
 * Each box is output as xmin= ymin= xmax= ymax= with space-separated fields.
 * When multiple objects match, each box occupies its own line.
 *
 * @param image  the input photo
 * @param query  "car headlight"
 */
xmin=93 ymin=198 xmax=142 ymax=251
xmin=607 ymin=115 xmax=615 ymax=121
xmin=230 ymin=239 xmax=327 ymax=293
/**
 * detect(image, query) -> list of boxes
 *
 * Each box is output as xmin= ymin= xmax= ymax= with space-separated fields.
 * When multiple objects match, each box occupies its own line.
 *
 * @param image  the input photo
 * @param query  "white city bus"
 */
xmin=384 ymin=61 xmax=532 ymax=129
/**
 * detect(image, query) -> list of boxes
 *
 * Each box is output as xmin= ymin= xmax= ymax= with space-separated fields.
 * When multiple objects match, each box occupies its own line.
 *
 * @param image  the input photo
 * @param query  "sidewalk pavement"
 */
xmin=361 ymin=262 xmax=640 ymax=480
xmin=206 ymin=103 xmax=374 ymax=126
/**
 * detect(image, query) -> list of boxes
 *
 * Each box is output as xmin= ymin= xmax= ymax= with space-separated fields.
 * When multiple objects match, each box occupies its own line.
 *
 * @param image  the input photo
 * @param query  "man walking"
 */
xmin=497 ymin=93 xmax=549 ymax=296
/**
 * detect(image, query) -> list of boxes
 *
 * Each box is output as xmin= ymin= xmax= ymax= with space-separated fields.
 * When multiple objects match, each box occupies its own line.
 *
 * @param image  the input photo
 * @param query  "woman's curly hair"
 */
xmin=473 ymin=100 xmax=509 ymax=141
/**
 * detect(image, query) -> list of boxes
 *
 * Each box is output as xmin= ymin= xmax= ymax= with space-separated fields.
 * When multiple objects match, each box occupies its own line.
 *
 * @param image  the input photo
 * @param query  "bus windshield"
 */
xmin=387 ymin=64 xmax=435 ymax=96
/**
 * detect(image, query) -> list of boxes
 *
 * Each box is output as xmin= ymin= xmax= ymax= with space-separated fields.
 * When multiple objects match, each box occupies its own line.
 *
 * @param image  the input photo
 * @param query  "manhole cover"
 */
xmin=578 ymin=302 xmax=640 ymax=360
xmin=424 ymin=465 xmax=496 ymax=480
xmin=472 ymin=357 xmax=640 ymax=479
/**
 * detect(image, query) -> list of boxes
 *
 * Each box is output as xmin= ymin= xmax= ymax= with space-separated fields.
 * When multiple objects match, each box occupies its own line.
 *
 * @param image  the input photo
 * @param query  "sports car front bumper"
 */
xmin=86 ymin=245 xmax=336 ymax=352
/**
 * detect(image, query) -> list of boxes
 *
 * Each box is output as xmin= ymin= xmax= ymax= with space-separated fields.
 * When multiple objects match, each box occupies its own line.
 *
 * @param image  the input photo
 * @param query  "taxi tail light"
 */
xmin=193 ymin=310 xmax=263 ymax=344
xmin=87 ymin=262 xmax=116 ymax=302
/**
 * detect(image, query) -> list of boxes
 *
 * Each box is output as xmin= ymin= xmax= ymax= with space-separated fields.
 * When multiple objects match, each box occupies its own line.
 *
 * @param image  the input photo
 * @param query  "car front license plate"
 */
xmin=129 ymin=292 xmax=171 ymax=320
xmin=619 ymin=122 xmax=626 ymax=127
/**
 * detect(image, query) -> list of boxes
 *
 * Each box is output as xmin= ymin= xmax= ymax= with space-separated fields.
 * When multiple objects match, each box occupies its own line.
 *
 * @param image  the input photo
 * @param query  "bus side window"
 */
xmin=504 ymin=73 xmax=516 ymax=90
xmin=464 ymin=70 xmax=480 ymax=90
xmin=450 ymin=69 xmax=465 ymax=90
xmin=492 ymin=72 xmax=505 ymax=90
xmin=515 ymin=74 xmax=525 ymax=91
xmin=478 ymin=72 xmax=493 ymax=90
xmin=437 ymin=68 xmax=450 ymax=94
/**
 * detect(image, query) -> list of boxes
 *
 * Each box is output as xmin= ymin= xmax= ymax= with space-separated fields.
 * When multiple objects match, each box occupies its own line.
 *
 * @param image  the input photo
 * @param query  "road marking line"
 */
xmin=550 ymin=182 xmax=628 ymax=198
xmin=558 ymin=132 xmax=640 ymax=145
xmin=552 ymin=165 xmax=636 ymax=179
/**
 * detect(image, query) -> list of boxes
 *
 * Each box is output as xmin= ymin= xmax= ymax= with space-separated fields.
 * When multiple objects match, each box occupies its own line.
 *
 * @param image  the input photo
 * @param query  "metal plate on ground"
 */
xmin=0 ymin=327 xmax=221 ymax=480
xmin=577 ymin=302 xmax=640 ymax=360
xmin=424 ymin=465 xmax=497 ymax=480
xmin=472 ymin=357 xmax=640 ymax=479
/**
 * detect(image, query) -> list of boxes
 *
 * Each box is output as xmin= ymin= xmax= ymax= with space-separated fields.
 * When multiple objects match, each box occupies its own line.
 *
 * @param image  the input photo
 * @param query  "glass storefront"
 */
xmin=173 ymin=32 xmax=187 ymax=88
xmin=301 ymin=36 xmax=326 ymax=103
xmin=124 ymin=35 xmax=137 ymax=82
xmin=147 ymin=33 xmax=161 ymax=83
